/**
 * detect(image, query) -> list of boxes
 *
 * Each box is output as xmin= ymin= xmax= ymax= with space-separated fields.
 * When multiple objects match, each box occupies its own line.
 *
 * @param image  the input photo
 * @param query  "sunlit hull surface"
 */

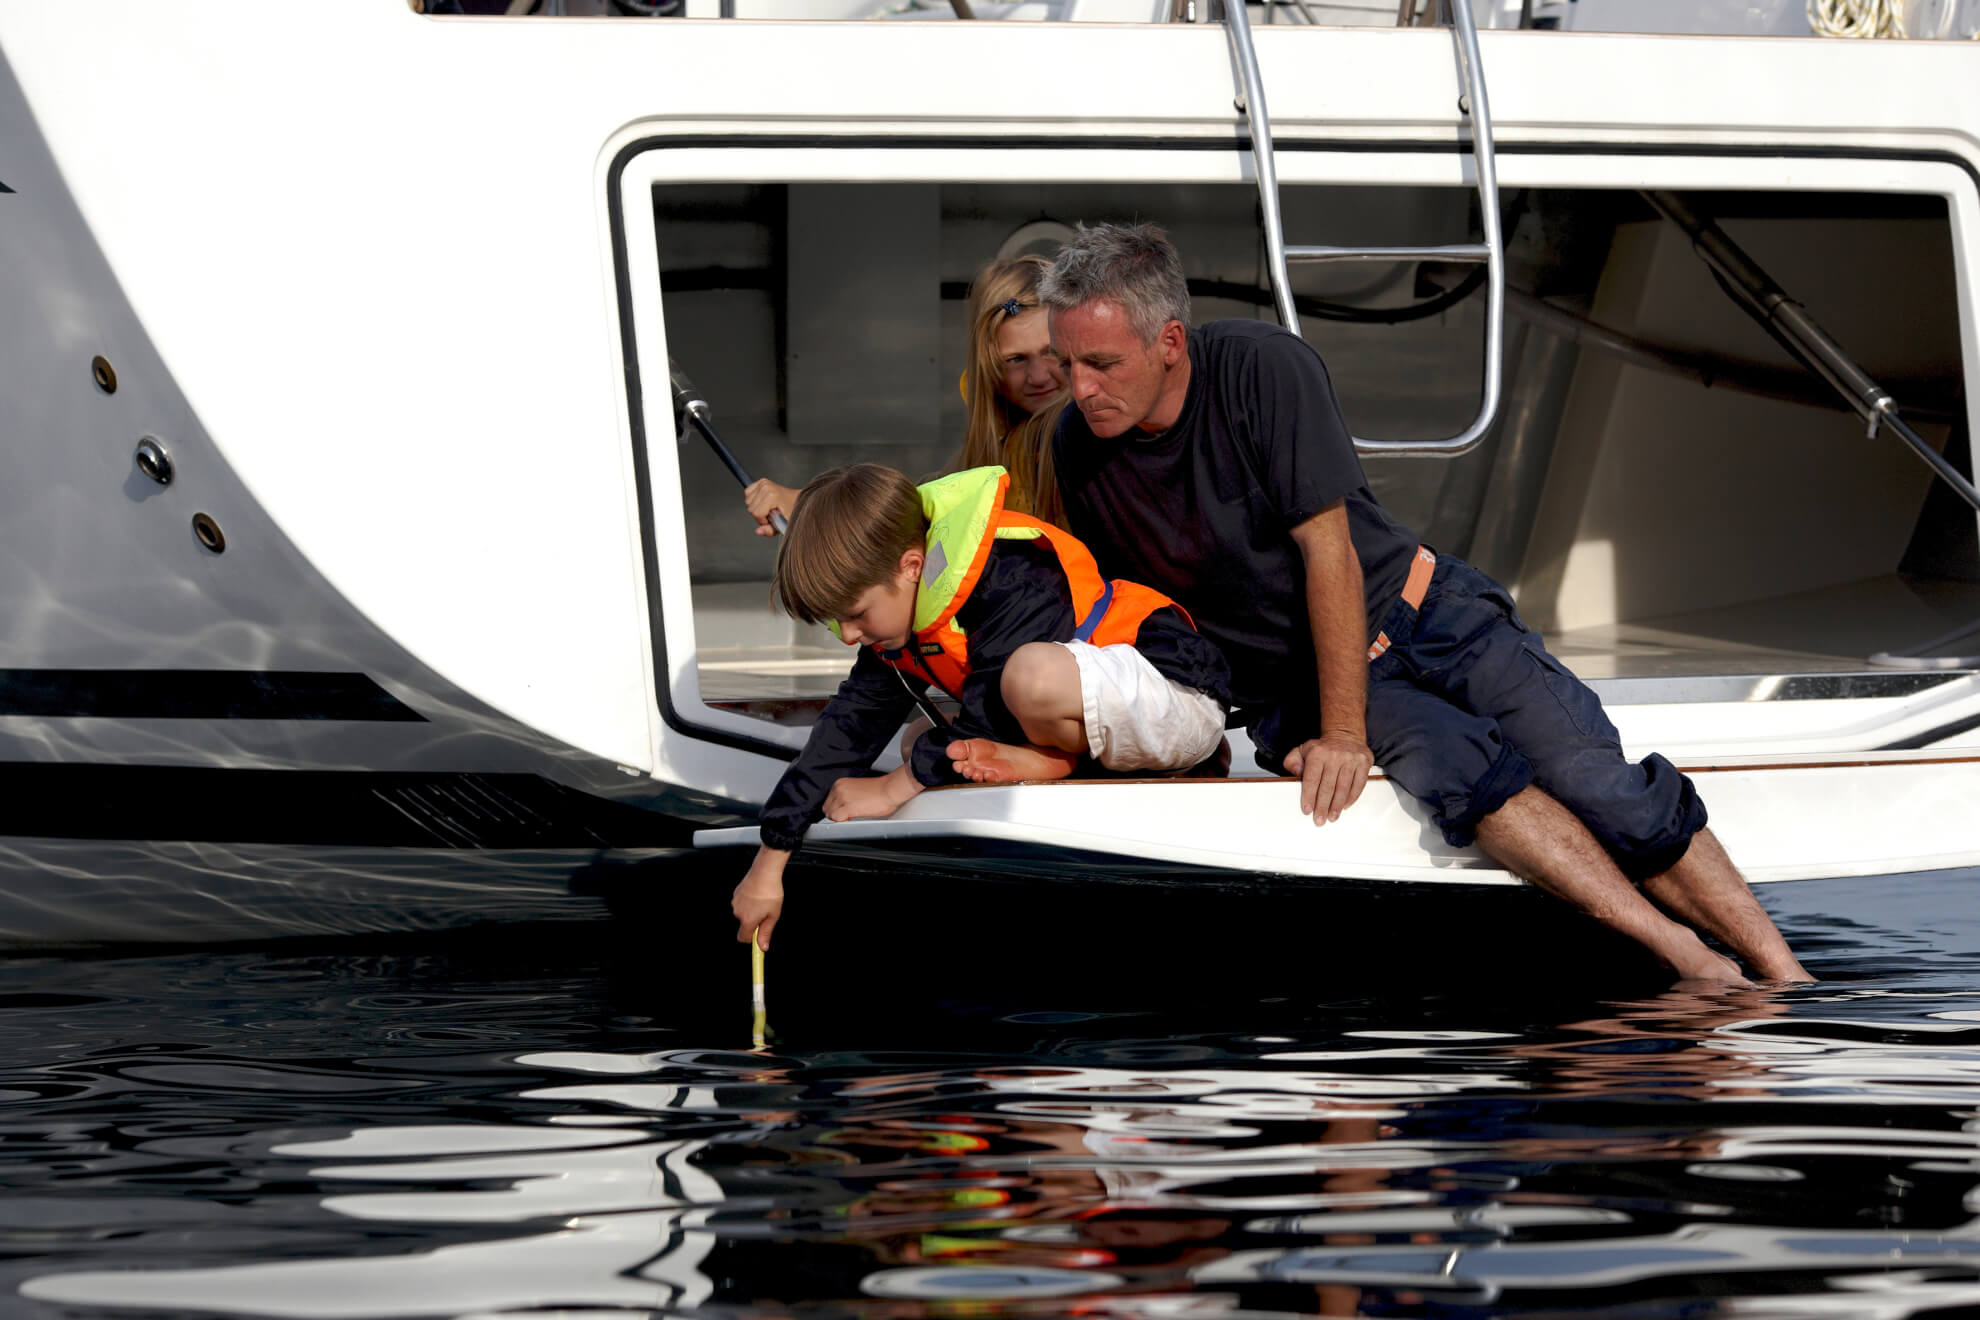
xmin=3 ymin=3 xmax=1977 ymax=944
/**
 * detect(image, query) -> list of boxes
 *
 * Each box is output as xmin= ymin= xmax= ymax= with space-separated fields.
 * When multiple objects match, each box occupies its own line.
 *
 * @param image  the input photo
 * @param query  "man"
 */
xmin=1040 ymin=222 xmax=1808 ymax=986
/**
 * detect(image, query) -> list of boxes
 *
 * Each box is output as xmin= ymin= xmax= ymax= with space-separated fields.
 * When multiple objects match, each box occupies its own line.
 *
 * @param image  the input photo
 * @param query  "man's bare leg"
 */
xmin=1641 ymin=827 xmax=1811 ymax=982
xmin=1474 ymin=786 xmax=1749 ymax=986
xmin=947 ymin=643 xmax=1088 ymax=785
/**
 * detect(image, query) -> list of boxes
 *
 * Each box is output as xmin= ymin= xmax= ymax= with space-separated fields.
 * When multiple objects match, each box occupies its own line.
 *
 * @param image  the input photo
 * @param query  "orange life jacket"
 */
xmin=876 ymin=466 xmax=1189 ymax=700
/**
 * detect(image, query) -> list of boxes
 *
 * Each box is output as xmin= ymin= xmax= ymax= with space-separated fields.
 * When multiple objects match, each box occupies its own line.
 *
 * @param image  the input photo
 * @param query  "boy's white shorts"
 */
xmin=1061 ymin=640 xmax=1227 ymax=772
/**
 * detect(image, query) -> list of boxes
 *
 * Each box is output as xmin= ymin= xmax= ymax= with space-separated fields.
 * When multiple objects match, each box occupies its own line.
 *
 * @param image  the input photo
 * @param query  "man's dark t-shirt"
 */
xmin=1053 ymin=318 xmax=1421 ymax=741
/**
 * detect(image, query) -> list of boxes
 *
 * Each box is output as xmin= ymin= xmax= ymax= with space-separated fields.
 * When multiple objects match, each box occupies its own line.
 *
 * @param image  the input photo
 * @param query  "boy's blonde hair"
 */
xmin=772 ymin=463 xmax=928 ymax=627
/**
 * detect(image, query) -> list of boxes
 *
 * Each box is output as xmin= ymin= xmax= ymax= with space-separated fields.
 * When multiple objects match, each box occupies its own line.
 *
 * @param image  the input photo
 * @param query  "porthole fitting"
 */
xmin=191 ymin=513 xmax=226 ymax=554
xmin=134 ymin=437 xmax=173 ymax=486
xmin=92 ymin=356 xmax=117 ymax=394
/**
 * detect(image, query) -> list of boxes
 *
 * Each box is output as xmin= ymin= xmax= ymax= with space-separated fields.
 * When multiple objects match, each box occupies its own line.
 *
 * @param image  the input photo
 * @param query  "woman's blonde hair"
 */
xmin=772 ymin=464 xmax=927 ymax=627
xmin=961 ymin=255 xmax=1068 ymax=530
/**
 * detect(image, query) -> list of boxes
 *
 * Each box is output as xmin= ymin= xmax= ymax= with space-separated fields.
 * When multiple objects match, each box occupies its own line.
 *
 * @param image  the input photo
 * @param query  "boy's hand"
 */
xmin=732 ymin=847 xmax=789 ymax=949
xmin=823 ymin=764 xmax=923 ymax=822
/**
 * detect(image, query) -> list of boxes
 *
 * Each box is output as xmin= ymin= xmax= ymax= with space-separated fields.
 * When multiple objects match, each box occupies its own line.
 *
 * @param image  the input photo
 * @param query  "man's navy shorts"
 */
xmin=1355 ymin=556 xmax=1705 ymax=880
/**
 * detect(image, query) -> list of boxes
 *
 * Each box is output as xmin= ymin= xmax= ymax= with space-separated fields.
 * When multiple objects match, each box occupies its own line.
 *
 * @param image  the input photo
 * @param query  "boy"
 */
xmin=730 ymin=462 xmax=1231 ymax=950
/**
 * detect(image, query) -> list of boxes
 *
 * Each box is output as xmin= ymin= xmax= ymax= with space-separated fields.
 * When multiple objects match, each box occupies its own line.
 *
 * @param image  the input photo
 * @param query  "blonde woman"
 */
xmin=742 ymin=255 xmax=1071 ymax=534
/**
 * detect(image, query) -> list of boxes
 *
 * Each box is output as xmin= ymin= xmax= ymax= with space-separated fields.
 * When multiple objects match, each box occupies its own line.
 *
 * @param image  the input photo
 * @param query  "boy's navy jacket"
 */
xmin=756 ymin=537 xmax=1230 ymax=853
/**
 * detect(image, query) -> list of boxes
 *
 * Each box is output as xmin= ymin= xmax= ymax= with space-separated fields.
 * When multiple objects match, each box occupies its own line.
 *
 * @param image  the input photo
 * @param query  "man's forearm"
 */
xmin=1310 ymin=568 xmax=1368 ymax=741
xmin=1285 ymin=503 xmax=1376 ymax=823
xmin=1299 ymin=507 xmax=1369 ymax=741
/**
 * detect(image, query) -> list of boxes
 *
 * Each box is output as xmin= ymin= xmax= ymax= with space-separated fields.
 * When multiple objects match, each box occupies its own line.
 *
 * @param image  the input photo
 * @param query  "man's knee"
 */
xmin=1366 ymin=691 xmax=1531 ymax=850
xmin=1539 ymin=750 xmax=1707 ymax=881
xmin=1429 ymin=740 xmax=1534 ymax=849
xmin=1001 ymin=642 xmax=1080 ymax=721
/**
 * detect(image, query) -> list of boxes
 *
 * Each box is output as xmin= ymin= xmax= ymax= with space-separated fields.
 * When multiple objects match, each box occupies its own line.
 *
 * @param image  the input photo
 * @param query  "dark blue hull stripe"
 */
xmin=0 ymin=670 xmax=425 ymax=722
xmin=0 ymin=765 xmax=689 ymax=849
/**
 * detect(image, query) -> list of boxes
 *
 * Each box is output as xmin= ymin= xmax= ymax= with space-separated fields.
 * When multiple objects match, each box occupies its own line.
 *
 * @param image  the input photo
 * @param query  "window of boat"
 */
xmin=416 ymin=2 xmax=1510 ymax=25
xmin=641 ymin=177 xmax=1972 ymax=750
xmin=417 ymin=0 xmax=1922 ymax=35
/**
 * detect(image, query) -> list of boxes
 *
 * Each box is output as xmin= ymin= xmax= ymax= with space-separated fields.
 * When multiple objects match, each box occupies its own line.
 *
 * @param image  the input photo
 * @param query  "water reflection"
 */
xmin=12 ymin=873 xmax=1980 ymax=1317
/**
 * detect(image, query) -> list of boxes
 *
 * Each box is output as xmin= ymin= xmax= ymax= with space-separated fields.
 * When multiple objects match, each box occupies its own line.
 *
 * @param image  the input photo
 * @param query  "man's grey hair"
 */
xmin=1038 ymin=222 xmax=1191 ymax=345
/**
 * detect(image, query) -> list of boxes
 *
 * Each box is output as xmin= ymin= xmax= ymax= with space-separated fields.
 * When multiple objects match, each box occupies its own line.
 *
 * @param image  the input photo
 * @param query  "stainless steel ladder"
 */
xmin=1221 ymin=0 xmax=1505 ymax=456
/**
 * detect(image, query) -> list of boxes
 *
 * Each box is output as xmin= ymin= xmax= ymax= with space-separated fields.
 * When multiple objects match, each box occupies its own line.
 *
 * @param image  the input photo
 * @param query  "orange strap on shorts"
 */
xmin=1365 ymin=545 xmax=1437 ymax=663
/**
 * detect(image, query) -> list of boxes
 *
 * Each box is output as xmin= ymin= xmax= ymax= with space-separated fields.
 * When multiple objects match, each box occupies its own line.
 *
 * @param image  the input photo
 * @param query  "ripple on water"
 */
xmin=6 ymin=870 xmax=1980 ymax=1318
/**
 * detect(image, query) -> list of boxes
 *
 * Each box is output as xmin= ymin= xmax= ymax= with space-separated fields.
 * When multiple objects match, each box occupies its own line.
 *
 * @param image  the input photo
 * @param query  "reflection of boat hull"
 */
xmin=0 ymin=765 xmax=709 ymax=947
xmin=610 ymin=846 xmax=1680 ymax=999
xmin=0 ymin=838 xmax=623 ymax=948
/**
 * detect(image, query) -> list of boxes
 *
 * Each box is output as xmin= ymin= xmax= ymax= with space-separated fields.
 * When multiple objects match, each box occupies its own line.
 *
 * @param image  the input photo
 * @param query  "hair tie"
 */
xmin=999 ymin=298 xmax=1024 ymax=317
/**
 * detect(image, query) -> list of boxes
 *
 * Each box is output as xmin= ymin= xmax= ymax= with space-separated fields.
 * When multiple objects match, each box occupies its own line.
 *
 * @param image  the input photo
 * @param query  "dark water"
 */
xmin=6 ymin=869 xmax=1980 ymax=1319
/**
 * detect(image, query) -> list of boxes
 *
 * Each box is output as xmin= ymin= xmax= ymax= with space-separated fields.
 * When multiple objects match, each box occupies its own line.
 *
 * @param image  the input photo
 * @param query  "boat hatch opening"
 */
xmin=628 ymin=166 xmax=1975 ymax=757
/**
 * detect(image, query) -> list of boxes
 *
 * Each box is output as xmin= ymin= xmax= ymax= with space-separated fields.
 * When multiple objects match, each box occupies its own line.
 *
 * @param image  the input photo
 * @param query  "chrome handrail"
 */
xmin=1289 ymin=243 xmax=1491 ymax=263
xmin=1640 ymin=189 xmax=1980 ymax=670
xmin=1643 ymin=190 xmax=1980 ymax=518
xmin=1223 ymin=0 xmax=1506 ymax=456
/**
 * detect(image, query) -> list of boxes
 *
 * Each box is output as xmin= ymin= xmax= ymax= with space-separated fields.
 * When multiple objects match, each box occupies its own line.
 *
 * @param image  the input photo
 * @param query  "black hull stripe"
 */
xmin=0 ymin=671 xmax=426 ymax=722
xmin=0 ymin=765 xmax=689 ymax=849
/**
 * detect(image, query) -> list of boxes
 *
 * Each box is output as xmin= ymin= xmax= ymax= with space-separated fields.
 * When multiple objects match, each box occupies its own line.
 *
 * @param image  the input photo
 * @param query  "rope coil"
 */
xmin=1808 ymin=0 xmax=1905 ymax=36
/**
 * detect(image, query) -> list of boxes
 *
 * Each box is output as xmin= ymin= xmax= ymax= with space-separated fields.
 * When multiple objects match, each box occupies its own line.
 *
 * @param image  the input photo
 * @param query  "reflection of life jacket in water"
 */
xmin=876 ymin=465 xmax=1190 ymax=700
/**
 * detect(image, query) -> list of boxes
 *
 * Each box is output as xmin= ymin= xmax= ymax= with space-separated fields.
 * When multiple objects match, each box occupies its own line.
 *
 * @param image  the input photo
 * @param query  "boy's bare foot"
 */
xmin=948 ymin=738 xmax=1078 ymax=784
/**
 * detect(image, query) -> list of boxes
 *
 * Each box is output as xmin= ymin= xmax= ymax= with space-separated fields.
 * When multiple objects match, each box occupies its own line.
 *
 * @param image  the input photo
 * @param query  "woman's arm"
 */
xmin=743 ymin=479 xmax=799 ymax=537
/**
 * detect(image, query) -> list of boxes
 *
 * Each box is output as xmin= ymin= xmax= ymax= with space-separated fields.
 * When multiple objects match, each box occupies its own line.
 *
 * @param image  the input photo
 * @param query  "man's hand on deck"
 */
xmin=1284 ymin=732 xmax=1373 ymax=825
xmin=823 ymin=764 xmax=922 ymax=822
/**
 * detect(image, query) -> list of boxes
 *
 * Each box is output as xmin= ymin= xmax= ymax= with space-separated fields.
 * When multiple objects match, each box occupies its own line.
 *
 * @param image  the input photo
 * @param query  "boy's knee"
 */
xmin=1001 ymin=643 xmax=1077 ymax=718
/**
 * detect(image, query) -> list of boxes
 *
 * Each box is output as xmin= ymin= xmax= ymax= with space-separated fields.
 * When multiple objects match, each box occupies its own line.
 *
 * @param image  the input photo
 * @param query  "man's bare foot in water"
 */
xmin=1668 ymin=939 xmax=1754 ymax=991
xmin=948 ymin=738 xmax=1078 ymax=784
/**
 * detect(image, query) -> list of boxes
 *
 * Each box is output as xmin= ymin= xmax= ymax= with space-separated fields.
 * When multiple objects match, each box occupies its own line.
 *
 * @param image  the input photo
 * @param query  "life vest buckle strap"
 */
xmin=1072 ymin=579 xmax=1117 ymax=643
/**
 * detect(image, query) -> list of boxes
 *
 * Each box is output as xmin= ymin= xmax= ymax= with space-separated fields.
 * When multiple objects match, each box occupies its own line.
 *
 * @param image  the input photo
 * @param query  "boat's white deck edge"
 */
xmin=695 ymin=746 xmax=1980 ymax=886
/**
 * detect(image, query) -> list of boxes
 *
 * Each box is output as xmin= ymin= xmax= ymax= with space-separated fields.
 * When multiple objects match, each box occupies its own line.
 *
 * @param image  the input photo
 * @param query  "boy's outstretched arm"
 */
xmin=757 ymin=646 xmax=920 ymax=850
xmin=732 ymin=845 xmax=789 ymax=950
xmin=738 ymin=648 xmax=923 ymax=951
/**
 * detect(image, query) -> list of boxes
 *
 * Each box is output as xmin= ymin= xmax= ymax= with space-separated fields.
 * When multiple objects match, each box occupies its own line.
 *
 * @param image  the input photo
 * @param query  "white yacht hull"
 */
xmin=697 ymin=747 xmax=1980 ymax=886
xmin=2 ymin=3 xmax=1977 ymax=943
